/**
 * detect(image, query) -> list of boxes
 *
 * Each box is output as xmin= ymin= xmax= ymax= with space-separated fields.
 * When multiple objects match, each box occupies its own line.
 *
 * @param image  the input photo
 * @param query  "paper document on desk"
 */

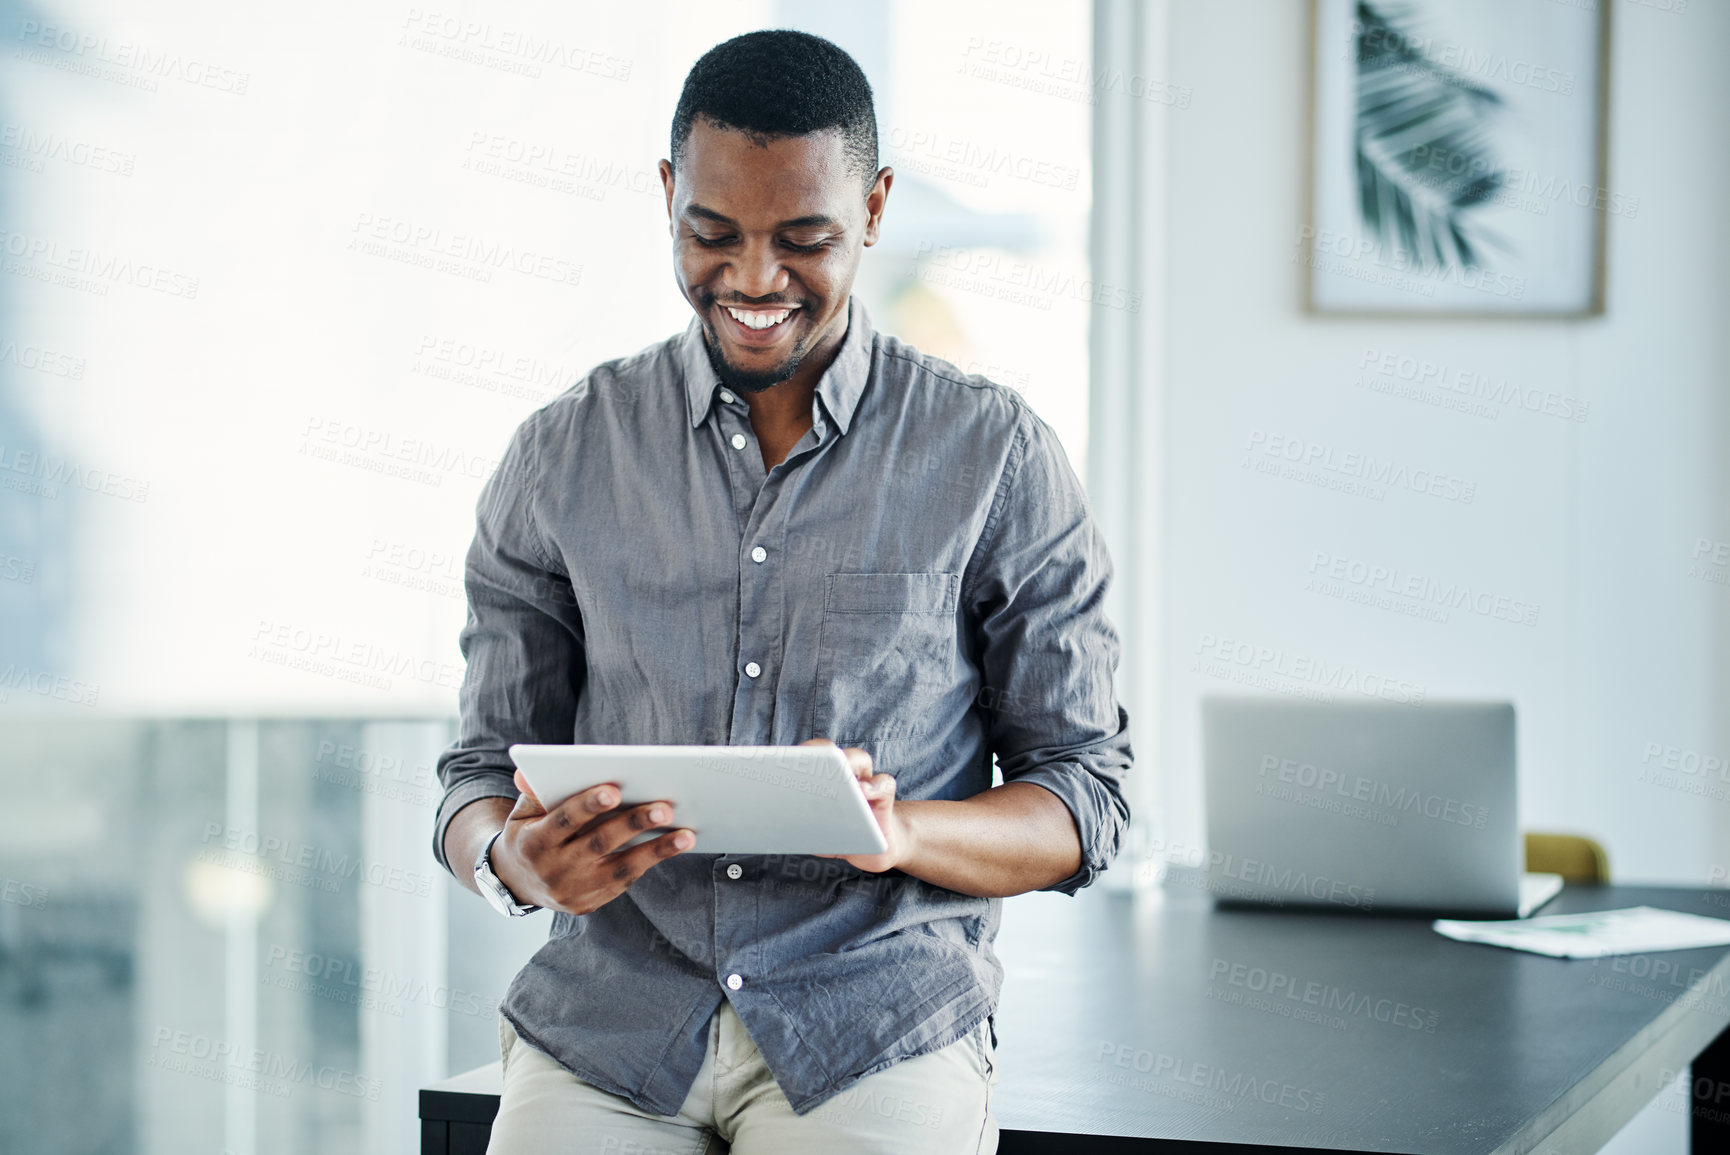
xmin=1433 ymin=906 xmax=1730 ymax=959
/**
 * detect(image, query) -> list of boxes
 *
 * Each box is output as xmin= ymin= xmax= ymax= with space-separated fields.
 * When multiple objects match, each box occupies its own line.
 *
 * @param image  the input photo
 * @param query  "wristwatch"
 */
xmin=474 ymin=830 xmax=541 ymax=917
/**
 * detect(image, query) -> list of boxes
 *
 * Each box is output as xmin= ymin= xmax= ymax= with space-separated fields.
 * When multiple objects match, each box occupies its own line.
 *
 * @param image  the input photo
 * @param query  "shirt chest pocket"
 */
xmin=811 ymin=572 xmax=961 ymax=744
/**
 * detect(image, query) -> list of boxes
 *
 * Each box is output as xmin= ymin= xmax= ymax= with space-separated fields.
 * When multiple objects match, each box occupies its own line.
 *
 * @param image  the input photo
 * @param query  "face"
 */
xmin=660 ymin=118 xmax=891 ymax=393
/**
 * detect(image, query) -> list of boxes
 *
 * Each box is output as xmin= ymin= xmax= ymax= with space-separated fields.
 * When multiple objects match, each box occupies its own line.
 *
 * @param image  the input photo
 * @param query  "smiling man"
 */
xmin=433 ymin=29 xmax=1131 ymax=1155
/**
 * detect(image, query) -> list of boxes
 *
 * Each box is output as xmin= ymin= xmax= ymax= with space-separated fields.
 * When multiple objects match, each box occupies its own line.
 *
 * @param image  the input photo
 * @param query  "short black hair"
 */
xmin=671 ymin=30 xmax=879 ymax=194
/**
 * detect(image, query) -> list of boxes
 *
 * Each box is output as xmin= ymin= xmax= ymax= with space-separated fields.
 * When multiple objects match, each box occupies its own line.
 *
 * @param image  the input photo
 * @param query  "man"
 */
xmin=433 ymin=28 xmax=1131 ymax=1154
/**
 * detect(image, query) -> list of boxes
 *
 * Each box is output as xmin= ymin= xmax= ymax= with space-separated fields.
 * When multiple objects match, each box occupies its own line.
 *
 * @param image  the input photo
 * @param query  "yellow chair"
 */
xmin=1524 ymin=832 xmax=1610 ymax=885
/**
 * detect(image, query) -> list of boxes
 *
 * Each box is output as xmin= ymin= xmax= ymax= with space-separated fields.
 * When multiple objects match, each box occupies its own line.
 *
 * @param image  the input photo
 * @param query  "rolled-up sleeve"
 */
xmin=964 ymin=405 xmax=1132 ymax=895
xmin=431 ymin=410 xmax=586 ymax=877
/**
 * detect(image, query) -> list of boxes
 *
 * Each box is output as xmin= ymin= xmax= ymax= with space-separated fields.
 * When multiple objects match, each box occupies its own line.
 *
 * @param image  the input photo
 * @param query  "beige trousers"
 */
xmin=486 ymin=1001 xmax=999 ymax=1154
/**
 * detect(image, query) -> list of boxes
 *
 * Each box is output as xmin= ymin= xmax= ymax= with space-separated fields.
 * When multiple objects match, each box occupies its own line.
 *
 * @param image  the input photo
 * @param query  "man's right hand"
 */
xmin=487 ymin=770 xmax=694 ymax=915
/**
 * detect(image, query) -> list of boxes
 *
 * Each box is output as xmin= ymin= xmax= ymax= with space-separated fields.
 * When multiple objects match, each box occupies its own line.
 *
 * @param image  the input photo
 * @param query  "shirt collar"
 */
xmin=679 ymin=297 xmax=874 ymax=435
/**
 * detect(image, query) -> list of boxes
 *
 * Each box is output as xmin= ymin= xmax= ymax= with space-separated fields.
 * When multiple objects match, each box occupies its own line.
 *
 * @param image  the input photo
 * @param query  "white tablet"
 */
xmin=506 ymin=743 xmax=888 ymax=856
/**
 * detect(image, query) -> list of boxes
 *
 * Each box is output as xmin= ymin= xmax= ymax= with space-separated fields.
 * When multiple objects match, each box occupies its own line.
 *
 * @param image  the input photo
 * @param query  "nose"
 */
xmin=723 ymin=237 xmax=789 ymax=300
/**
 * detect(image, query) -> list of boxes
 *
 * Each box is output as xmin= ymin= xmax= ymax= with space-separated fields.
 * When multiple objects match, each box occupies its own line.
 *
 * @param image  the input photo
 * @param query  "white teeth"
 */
xmin=726 ymin=306 xmax=792 ymax=330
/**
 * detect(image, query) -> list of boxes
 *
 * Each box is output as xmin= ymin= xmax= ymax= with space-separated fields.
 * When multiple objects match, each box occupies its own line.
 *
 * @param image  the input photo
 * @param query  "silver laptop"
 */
xmin=1201 ymin=697 xmax=1561 ymax=918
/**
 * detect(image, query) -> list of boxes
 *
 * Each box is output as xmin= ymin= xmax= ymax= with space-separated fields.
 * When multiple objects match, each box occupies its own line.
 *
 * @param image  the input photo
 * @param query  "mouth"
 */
xmin=715 ymin=302 xmax=801 ymax=348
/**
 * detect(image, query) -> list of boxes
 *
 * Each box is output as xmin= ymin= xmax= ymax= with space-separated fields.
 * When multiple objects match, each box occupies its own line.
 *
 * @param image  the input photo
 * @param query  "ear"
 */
xmin=658 ymin=159 xmax=677 ymax=233
xmin=861 ymin=166 xmax=894 ymax=247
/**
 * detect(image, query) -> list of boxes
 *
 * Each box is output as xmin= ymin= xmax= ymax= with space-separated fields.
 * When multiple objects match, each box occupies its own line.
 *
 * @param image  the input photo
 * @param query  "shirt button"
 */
xmin=730 ymin=433 xmax=747 ymax=450
xmin=744 ymin=662 xmax=761 ymax=678
xmin=719 ymin=390 xmax=735 ymax=403
xmin=750 ymin=546 xmax=767 ymax=563
xmin=726 ymin=863 xmax=743 ymax=880
xmin=726 ymin=974 xmax=744 ymax=991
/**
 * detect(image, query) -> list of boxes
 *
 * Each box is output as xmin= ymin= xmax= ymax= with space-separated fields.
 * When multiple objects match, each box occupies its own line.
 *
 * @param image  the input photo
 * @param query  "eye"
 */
xmin=691 ymin=233 xmax=733 ymax=248
xmin=781 ymin=239 xmax=828 ymax=253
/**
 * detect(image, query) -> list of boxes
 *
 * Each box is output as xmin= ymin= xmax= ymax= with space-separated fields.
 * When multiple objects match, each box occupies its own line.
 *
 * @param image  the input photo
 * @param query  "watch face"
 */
xmin=481 ymin=878 xmax=515 ymax=916
xmin=476 ymin=844 xmax=515 ymax=915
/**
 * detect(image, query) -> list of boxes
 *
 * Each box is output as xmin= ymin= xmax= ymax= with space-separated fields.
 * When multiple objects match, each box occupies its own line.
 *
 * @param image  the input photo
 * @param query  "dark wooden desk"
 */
xmin=423 ymin=883 xmax=1730 ymax=1153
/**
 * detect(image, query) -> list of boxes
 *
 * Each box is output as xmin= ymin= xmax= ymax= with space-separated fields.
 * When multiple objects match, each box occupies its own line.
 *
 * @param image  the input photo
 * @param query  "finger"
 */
xmin=508 ymin=773 xmax=547 ymax=821
xmin=841 ymin=745 xmax=874 ymax=780
xmin=576 ymin=801 xmax=679 ymax=859
xmin=599 ymin=828 xmax=696 ymax=885
xmin=862 ymin=773 xmax=897 ymax=803
xmin=804 ymin=737 xmax=870 ymax=782
xmin=512 ymin=768 xmax=542 ymax=808
xmin=543 ymin=782 xmax=624 ymax=841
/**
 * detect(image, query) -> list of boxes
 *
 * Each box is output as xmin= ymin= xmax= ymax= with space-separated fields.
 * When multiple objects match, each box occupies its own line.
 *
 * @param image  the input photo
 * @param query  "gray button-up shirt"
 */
xmin=433 ymin=298 xmax=1131 ymax=1115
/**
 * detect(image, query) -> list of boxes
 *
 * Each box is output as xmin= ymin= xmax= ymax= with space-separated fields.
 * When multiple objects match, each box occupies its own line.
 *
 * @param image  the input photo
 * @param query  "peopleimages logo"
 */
xmin=1350 ymin=19 xmax=1576 ymax=95
xmin=1357 ymin=348 xmax=1590 ymax=423
xmin=398 ymin=10 xmax=632 ymax=82
xmin=1306 ymin=551 xmax=1541 ymax=628
xmin=264 ymin=946 xmax=492 ymax=1017
xmin=148 ymin=1027 xmax=380 ymax=1100
xmin=1641 ymin=741 xmax=1730 ymax=784
xmin=958 ymin=38 xmax=1193 ymax=109
xmin=1297 ymin=226 xmax=1527 ymax=300
xmin=298 ymin=416 xmax=515 ymax=490
xmin=411 ymin=333 xmax=578 ymax=404
xmin=1243 ymin=430 xmax=1477 ymax=505
xmin=884 ymin=126 xmax=1081 ymax=191
xmin=1192 ymin=631 xmax=1426 ymax=707
xmin=0 ymin=338 xmax=85 ymax=379
xmin=1208 ymin=957 xmax=1440 ymax=1032
xmin=1095 ymin=1043 xmax=1325 ymax=1114
xmin=14 ymin=20 xmax=251 ymax=94
xmin=702 ymin=753 xmax=840 ymax=800
xmin=1256 ymin=754 xmax=1490 ymax=830
xmin=0 ymin=442 xmax=149 ymax=503
xmin=347 ymin=212 xmax=582 ymax=287
xmin=0 ymin=665 xmax=101 ymax=707
xmin=200 ymin=823 xmax=435 ymax=897
xmin=1 ymin=877 xmax=48 ymax=910
xmin=249 ymin=618 xmax=466 ymax=694
xmin=0 ymin=122 xmax=135 ymax=175
xmin=0 ymin=226 xmax=200 ymax=298
xmin=1202 ymin=850 xmax=1376 ymax=909
xmin=913 ymin=240 xmax=1141 ymax=312
xmin=1690 ymin=538 xmax=1730 ymax=588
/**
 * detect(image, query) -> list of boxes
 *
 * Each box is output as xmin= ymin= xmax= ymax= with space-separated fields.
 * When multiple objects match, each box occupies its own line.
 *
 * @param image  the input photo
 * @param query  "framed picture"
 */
xmin=1306 ymin=0 xmax=1612 ymax=315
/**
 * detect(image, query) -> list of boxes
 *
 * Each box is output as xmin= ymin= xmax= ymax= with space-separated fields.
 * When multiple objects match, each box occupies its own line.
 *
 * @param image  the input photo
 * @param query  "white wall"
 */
xmin=1153 ymin=0 xmax=1730 ymax=888
xmin=0 ymin=0 xmax=1092 ymax=719
xmin=2 ymin=1 xmax=772 ymax=716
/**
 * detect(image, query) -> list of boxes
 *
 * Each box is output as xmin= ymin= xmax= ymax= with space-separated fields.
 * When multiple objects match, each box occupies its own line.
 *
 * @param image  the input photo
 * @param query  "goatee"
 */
xmin=701 ymin=323 xmax=806 ymax=394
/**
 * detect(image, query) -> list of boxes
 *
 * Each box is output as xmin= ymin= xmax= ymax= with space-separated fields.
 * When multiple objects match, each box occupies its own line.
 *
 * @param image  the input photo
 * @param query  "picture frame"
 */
xmin=1305 ymin=0 xmax=1613 ymax=316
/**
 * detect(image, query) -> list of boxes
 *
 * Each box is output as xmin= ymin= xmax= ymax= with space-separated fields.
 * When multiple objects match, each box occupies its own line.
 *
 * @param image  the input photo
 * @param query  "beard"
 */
xmin=699 ymin=308 xmax=810 ymax=393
